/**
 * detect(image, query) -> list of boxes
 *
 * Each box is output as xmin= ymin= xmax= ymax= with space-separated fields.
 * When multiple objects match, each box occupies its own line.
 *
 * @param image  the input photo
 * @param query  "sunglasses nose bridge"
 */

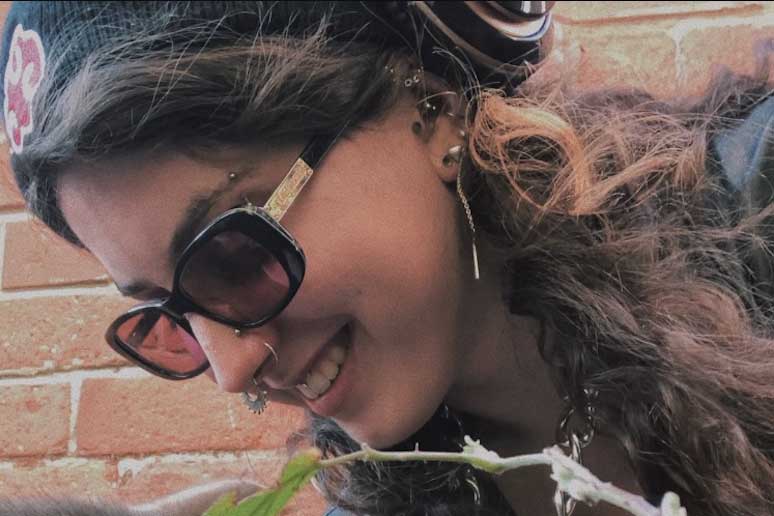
xmin=185 ymin=313 xmax=281 ymax=394
xmin=161 ymin=294 xmax=199 ymax=321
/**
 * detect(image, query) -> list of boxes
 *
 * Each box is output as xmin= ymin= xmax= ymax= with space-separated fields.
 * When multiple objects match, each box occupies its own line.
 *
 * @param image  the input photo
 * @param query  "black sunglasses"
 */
xmin=105 ymin=127 xmax=347 ymax=380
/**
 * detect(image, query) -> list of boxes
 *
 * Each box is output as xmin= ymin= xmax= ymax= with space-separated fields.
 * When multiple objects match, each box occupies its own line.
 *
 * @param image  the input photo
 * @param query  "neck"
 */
xmin=445 ymin=259 xmax=645 ymax=515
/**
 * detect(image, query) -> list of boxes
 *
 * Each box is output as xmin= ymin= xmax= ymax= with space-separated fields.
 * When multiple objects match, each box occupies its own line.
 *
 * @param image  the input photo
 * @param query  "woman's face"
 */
xmin=58 ymin=99 xmax=479 ymax=448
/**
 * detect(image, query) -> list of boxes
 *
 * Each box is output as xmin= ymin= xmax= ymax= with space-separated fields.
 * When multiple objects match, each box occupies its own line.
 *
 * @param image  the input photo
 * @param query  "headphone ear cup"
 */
xmin=408 ymin=1 xmax=555 ymax=92
xmin=364 ymin=1 xmax=555 ymax=93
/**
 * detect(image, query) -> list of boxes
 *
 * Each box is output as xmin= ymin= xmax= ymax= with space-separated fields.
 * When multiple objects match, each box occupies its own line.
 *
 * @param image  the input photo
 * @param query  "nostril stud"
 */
xmin=234 ymin=328 xmax=242 ymax=338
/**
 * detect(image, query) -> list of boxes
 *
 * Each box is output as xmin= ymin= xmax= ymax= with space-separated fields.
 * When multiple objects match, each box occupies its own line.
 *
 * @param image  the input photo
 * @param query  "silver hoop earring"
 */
xmin=242 ymin=377 xmax=269 ymax=414
xmin=455 ymin=166 xmax=480 ymax=280
xmin=264 ymin=341 xmax=279 ymax=365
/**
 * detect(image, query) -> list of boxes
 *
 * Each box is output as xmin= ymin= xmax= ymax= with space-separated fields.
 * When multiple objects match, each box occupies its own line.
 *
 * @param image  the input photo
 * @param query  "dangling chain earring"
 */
xmin=401 ymin=64 xmax=481 ymax=281
xmin=554 ymin=387 xmax=599 ymax=516
xmin=453 ymin=162 xmax=480 ymax=280
xmin=443 ymin=139 xmax=480 ymax=280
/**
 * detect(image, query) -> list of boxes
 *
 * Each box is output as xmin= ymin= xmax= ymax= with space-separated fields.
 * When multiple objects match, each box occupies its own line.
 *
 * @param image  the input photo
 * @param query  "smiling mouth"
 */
xmin=296 ymin=325 xmax=350 ymax=400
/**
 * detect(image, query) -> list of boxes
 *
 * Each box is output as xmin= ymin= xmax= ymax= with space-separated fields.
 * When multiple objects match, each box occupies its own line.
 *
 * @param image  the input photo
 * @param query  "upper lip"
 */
xmin=260 ymin=323 xmax=348 ymax=390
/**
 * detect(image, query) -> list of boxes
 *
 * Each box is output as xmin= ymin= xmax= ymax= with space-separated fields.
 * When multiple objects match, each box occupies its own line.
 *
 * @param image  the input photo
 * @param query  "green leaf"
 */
xmin=203 ymin=448 xmax=323 ymax=516
xmin=202 ymin=491 xmax=238 ymax=516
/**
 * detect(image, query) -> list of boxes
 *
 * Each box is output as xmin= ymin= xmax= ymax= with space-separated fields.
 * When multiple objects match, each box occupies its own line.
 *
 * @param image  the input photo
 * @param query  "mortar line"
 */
xmin=0 ymin=283 xmax=119 ymax=300
xmin=0 ymin=222 xmax=5 ymax=291
xmin=0 ymin=448 xmax=284 ymax=471
xmin=115 ymin=448 xmax=281 ymax=472
xmin=68 ymin=376 xmax=83 ymax=455
xmin=0 ymin=366 xmax=149 ymax=385
xmin=555 ymin=2 xmax=764 ymax=26
xmin=670 ymin=24 xmax=686 ymax=90
xmin=0 ymin=211 xmax=30 ymax=224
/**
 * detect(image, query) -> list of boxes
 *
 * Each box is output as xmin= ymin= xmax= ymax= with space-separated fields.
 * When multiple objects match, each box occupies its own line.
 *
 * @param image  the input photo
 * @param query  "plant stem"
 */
xmin=318 ymin=442 xmax=681 ymax=516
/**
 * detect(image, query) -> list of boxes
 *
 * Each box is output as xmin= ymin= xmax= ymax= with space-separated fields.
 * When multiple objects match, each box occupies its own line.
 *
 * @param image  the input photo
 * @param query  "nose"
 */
xmin=185 ymin=314 xmax=279 ymax=393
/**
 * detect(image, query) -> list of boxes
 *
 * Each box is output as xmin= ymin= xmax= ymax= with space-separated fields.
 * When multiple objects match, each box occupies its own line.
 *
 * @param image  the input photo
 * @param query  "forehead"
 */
xmin=57 ymin=145 xmax=299 ymax=290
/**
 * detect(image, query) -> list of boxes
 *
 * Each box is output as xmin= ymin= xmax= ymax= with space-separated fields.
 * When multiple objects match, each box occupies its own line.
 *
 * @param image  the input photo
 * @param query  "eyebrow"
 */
xmin=113 ymin=166 xmax=256 ymax=299
xmin=168 ymin=166 xmax=254 ymax=269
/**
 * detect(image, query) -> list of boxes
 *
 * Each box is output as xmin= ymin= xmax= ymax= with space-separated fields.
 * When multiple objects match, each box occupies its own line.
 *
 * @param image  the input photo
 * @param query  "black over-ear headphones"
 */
xmin=361 ymin=1 xmax=555 ymax=92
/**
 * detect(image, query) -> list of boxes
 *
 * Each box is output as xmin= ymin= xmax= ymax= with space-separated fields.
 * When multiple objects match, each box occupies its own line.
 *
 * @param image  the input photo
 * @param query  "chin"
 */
xmin=338 ymin=423 xmax=405 ymax=449
xmin=338 ymin=408 xmax=446 ymax=451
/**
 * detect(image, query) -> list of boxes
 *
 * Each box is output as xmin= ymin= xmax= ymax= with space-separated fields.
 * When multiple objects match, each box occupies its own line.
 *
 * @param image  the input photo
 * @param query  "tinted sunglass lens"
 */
xmin=114 ymin=311 xmax=206 ymax=375
xmin=179 ymin=230 xmax=291 ymax=322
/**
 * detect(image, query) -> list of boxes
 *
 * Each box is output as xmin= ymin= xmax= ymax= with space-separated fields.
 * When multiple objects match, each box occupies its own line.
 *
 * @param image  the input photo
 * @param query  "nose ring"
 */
xmin=242 ymin=377 xmax=268 ymax=414
xmin=263 ymin=341 xmax=279 ymax=365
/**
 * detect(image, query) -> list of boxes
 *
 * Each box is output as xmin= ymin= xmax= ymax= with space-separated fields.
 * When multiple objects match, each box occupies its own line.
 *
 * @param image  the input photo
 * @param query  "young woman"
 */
xmin=3 ymin=2 xmax=774 ymax=515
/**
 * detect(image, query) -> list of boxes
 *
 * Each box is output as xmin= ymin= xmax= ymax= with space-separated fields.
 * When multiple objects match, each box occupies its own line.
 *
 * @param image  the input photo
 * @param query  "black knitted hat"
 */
xmin=0 ymin=1 xmax=551 ymax=156
xmin=0 ymin=1 xmax=407 ymax=155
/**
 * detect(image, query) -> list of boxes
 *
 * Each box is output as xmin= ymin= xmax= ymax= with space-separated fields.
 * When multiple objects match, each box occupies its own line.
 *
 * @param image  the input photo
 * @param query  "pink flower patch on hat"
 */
xmin=4 ymin=24 xmax=45 ymax=155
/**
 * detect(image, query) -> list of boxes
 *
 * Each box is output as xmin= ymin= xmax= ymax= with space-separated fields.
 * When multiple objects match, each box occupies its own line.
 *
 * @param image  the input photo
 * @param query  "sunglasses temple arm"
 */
xmin=263 ymin=122 xmax=350 ymax=221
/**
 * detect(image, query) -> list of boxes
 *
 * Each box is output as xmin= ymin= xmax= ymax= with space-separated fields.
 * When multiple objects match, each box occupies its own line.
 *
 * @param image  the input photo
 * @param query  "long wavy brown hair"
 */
xmin=9 ymin=3 xmax=774 ymax=515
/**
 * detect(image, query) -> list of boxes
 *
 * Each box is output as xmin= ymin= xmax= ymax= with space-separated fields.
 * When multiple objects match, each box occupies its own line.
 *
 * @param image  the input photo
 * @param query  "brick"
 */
xmin=0 ymin=458 xmax=115 ymax=498
xmin=0 ymin=296 xmax=132 ymax=376
xmin=556 ymin=20 xmax=678 ymax=97
xmin=0 ymin=384 xmax=69 ymax=458
xmin=679 ymin=22 xmax=774 ymax=97
xmin=2 ymin=220 xmax=109 ymax=290
xmin=113 ymin=452 xmax=325 ymax=515
xmin=77 ymin=376 xmax=307 ymax=456
xmin=554 ymin=1 xmax=764 ymax=25
xmin=0 ymin=159 xmax=23 ymax=211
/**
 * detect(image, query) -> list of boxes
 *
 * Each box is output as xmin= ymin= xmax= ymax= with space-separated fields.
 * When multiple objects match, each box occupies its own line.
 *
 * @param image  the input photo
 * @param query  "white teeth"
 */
xmin=297 ymin=383 xmax=318 ymax=400
xmin=306 ymin=370 xmax=331 ymax=393
xmin=296 ymin=335 xmax=350 ymax=400
xmin=328 ymin=345 xmax=346 ymax=364
xmin=318 ymin=359 xmax=339 ymax=381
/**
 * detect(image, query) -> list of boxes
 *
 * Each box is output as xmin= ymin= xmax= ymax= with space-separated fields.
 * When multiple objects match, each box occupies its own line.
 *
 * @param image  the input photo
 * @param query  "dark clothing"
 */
xmin=323 ymin=508 xmax=351 ymax=516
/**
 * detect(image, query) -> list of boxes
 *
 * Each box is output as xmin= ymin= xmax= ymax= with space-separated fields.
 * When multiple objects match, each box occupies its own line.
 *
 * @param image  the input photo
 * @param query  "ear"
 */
xmin=416 ymin=75 xmax=467 ymax=184
xmin=426 ymin=104 xmax=466 ymax=184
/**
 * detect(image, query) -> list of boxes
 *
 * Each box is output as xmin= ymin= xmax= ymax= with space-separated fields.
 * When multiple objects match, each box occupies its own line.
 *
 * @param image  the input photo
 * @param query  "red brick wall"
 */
xmin=0 ymin=1 xmax=773 ymax=514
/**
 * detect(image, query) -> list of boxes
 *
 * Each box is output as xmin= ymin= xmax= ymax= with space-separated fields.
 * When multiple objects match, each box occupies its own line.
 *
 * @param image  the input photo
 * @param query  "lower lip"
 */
xmin=302 ymin=323 xmax=354 ymax=418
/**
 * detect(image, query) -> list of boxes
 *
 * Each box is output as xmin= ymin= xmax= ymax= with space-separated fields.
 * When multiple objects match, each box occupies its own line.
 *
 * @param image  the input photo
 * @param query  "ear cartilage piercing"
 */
xmin=242 ymin=377 xmax=269 ymax=414
xmin=228 ymin=171 xmax=238 ymax=181
xmin=385 ymin=65 xmax=423 ymax=89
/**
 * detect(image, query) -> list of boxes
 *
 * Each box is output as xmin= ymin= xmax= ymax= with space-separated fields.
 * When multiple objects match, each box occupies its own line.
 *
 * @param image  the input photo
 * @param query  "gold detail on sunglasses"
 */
xmin=263 ymin=158 xmax=313 ymax=220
